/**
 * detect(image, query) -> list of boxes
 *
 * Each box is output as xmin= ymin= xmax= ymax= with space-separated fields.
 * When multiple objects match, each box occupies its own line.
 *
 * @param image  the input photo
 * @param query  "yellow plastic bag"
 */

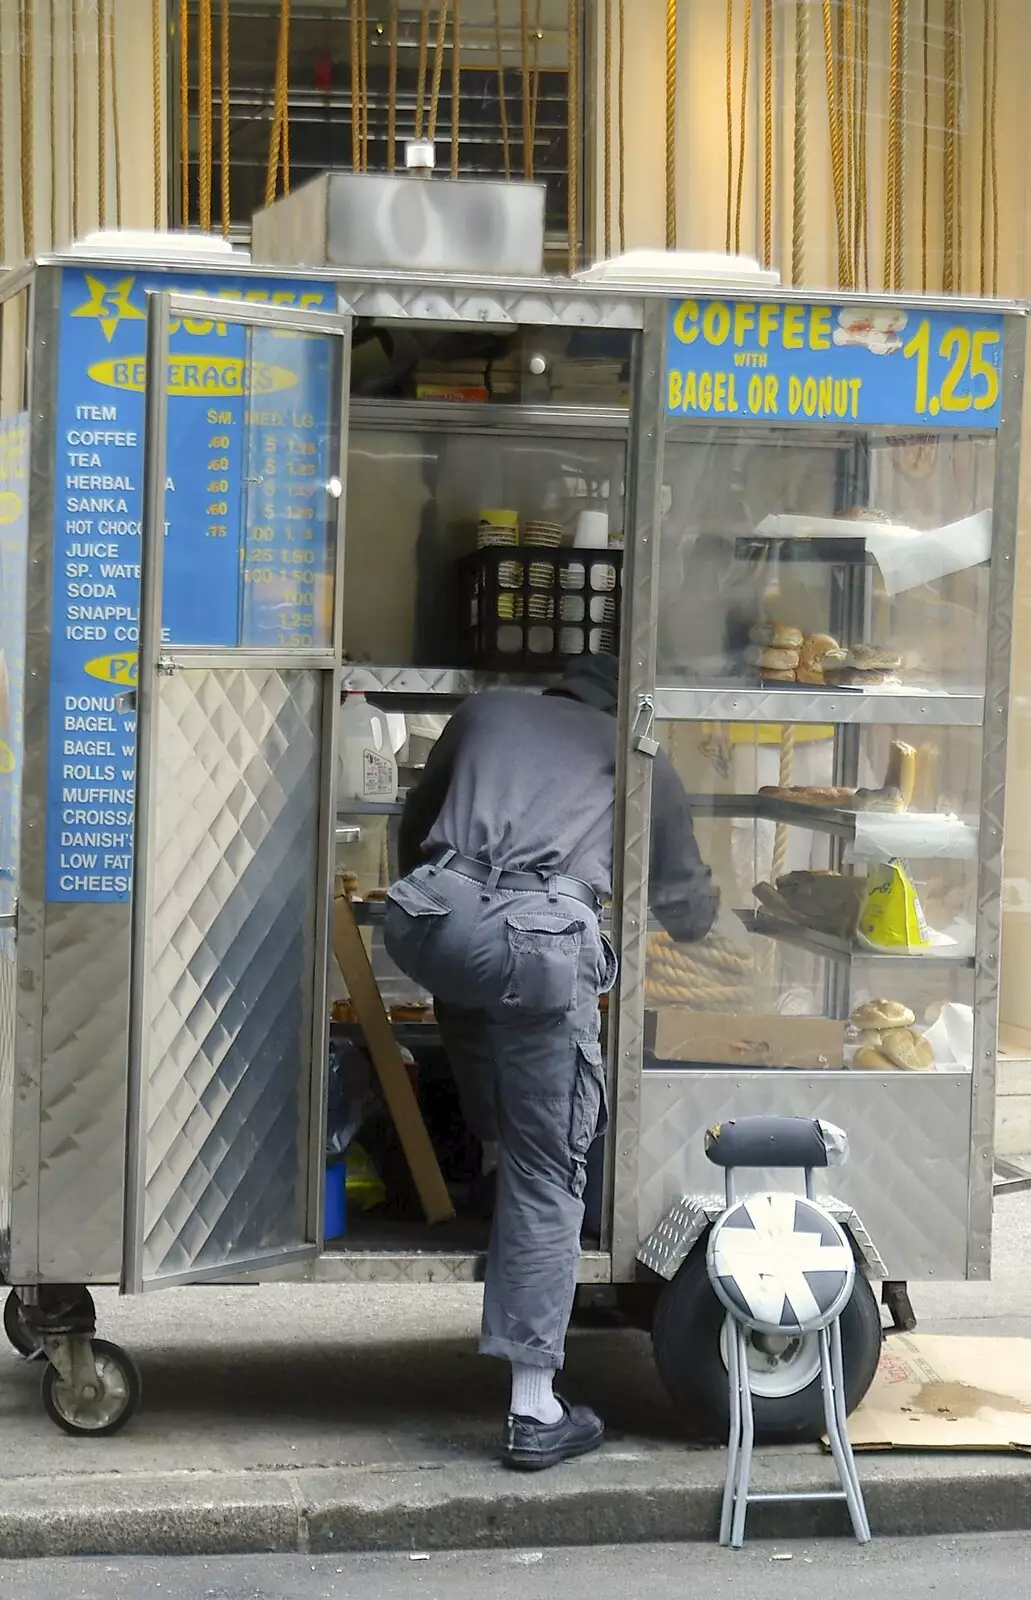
xmin=858 ymin=860 xmax=931 ymax=952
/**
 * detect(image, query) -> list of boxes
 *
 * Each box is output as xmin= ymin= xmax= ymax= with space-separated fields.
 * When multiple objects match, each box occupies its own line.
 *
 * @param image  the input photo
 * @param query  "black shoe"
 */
xmin=501 ymin=1400 xmax=605 ymax=1471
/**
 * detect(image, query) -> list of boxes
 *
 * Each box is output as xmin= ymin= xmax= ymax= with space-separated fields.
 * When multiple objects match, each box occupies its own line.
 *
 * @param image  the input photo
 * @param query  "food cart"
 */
xmin=0 ymin=176 xmax=1022 ymax=1439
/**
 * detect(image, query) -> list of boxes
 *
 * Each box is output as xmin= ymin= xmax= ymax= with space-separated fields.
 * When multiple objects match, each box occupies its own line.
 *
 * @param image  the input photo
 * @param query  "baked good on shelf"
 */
xmin=847 ymin=643 xmax=903 ymax=672
xmin=851 ymin=999 xmax=916 ymax=1029
xmin=762 ymin=667 xmax=797 ymax=682
xmin=823 ymin=665 xmax=900 ymax=688
xmin=747 ymin=644 xmax=801 ymax=671
xmin=749 ymin=622 xmax=804 ymax=648
xmin=853 ymin=1046 xmax=896 ymax=1069
xmin=758 ymin=784 xmax=855 ymax=806
xmin=390 ymin=1003 xmax=432 ymax=1022
xmin=331 ymin=1001 xmax=357 ymax=1023
xmin=880 ymin=1027 xmax=935 ymax=1071
xmin=852 ymin=740 xmax=917 ymax=813
xmin=837 ymin=507 xmax=894 ymax=524
xmin=754 ymin=870 xmax=866 ymax=939
xmin=854 ymin=1028 xmax=884 ymax=1049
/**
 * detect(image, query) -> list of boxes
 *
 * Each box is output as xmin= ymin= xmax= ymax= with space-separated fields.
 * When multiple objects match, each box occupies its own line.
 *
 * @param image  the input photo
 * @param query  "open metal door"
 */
xmin=123 ymin=291 xmax=350 ymax=1292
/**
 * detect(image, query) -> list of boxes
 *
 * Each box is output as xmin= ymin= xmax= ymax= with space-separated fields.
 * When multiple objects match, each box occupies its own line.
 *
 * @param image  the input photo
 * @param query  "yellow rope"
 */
xmin=180 ymin=0 xmax=190 ymax=224
xmin=990 ymin=0 xmax=998 ymax=294
xmin=358 ymin=0 xmax=368 ymax=172
xmin=603 ymin=0 xmax=612 ymax=256
xmin=955 ymin=9 xmax=964 ymax=291
xmin=492 ymin=0 xmax=511 ymax=180
xmin=821 ymin=0 xmax=846 ymax=285
xmin=734 ymin=0 xmax=752 ymax=256
xmin=414 ymin=1 xmax=430 ymax=142
xmin=567 ymin=0 xmax=579 ymax=271
xmin=617 ymin=0 xmax=625 ymax=252
xmin=49 ymin=0 xmax=57 ymax=245
xmin=387 ymin=0 xmax=397 ymax=171
xmin=791 ymin=0 xmax=807 ymax=284
xmin=895 ymin=0 xmax=907 ymax=292
xmin=451 ymin=0 xmax=461 ymax=177
xmin=921 ymin=0 xmax=928 ymax=291
xmin=980 ymin=0 xmax=989 ymax=295
xmin=280 ymin=0 xmax=291 ymax=193
xmin=762 ymin=0 xmax=772 ymax=269
xmin=0 ymin=2 xmax=5 ymax=257
xmin=771 ymin=726 xmax=796 ymax=884
xmin=884 ymin=0 xmax=900 ymax=290
xmin=109 ymin=0 xmax=122 ymax=228
xmin=71 ymin=0 xmax=80 ymax=239
xmin=943 ymin=0 xmax=956 ymax=291
xmin=98 ymin=0 xmax=107 ymax=230
xmin=17 ymin=0 xmax=34 ymax=254
xmin=521 ymin=0 xmax=531 ymax=179
xmin=220 ymin=0 xmax=231 ymax=235
xmin=428 ymin=0 xmax=450 ymax=147
xmin=841 ymin=0 xmax=853 ymax=286
xmin=725 ymin=0 xmax=734 ymax=253
xmin=350 ymin=1 xmax=360 ymax=170
xmin=858 ymin=0 xmax=869 ymax=286
xmin=153 ymin=0 xmax=163 ymax=228
xmin=665 ymin=0 xmax=677 ymax=250
xmin=529 ymin=0 xmax=543 ymax=178
xmin=199 ymin=0 xmax=213 ymax=231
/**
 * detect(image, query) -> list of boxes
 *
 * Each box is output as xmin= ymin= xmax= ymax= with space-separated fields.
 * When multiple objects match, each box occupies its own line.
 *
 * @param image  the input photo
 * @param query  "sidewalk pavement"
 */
xmin=2 ymin=1192 xmax=1031 ymax=1560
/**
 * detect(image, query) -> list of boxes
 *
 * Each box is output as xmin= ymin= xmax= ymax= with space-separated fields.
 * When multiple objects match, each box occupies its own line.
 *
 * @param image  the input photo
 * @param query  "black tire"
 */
xmin=3 ymin=1290 xmax=39 ymax=1358
xmin=652 ymin=1238 xmax=882 ymax=1442
xmin=41 ymin=1339 xmax=141 ymax=1438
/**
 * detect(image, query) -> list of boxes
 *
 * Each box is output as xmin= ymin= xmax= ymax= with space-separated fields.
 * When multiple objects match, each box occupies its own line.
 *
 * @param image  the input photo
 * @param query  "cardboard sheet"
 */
xmin=845 ymin=1334 xmax=1031 ymax=1451
xmin=650 ymin=1010 xmax=845 ymax=1069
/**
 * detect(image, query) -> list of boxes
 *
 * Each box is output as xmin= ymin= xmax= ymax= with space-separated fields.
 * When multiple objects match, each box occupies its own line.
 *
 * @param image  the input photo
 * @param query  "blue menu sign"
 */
xmin=665 ymin=299 xmax=1005 ymax=429
xmin=0 ymin=415 xmax=29 ymax=953
xmin=47 ymin=267 xmax=336 ymax=905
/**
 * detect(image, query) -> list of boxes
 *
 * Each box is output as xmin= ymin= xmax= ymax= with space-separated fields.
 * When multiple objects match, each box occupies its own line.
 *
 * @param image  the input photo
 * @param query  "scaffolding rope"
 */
xmin=414 ymin=1 xmax=430 ymax=142
xmin=734 ymin=0 xmax=752 ymax=256
xmin=18 ymin=0 xmax=35 ymax=254
xmin=791 ymin=0 xmax=808 ymax=284
xmin=821 ymin=0 xmax=846 ymax=284
xmin=49 ymin=0 xmax=57 ymax=244
xmin=665 ymin=0 xmax=677 ymax=249
xmin=617 ymin=0 xmax=625 ymax=252
xmin=521 ymin=0 xmax=531 ymax=179
xmin=153 ymin=0 xmax=163 ymax=228
xmin=603 ymin=0 xmax=612 ymax=256
xmin=567 ymin=0 xmax=579 ymax=272
xmin=98 ymin=0 xmax=107 ymax=230
xmin=221 ymin=0 xmax=231 ymax=234
xmin=199 ymin=0 xmax=213 ymax=230
xmin=387 ymin=0 xmax=398 ymax=171
xmin=943 ymin=0 xmax=957 ymax=291
xmin=725 ymin=0 xmax=734 ymax=253
xmin=530 ymin=0 xmax=543 ymax=178
xmin=428 ymin=0 xmax=450 ymax=147
xmin=451 ymin=0 xmax=461 ymax=177
xmin=350 ymin=0 xmax=360 ymax=169
xmin=109 ymin=0 xmax=122 ymax=228
xmin=493 ymin=0 xmax=511 ymax=179
xmin=180 ymin=0 xmax=190 ymax=224
xmin=358 ymin=0 xmax=368 ymax=172
xmin=762 ymin=0 xmax=773 ymax=269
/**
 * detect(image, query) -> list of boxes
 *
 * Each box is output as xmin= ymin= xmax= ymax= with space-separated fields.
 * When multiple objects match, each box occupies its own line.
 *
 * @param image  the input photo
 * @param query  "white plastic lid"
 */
xmin=67 ymin=229 xmax=247 ymax=261
xmin=576 ymin=249 xmax=780 ymax=290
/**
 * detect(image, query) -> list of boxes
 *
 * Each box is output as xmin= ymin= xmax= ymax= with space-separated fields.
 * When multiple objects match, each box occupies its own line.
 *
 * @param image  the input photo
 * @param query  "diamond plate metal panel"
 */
xmin=309 ymin=1251 xmax=613 ymax=1285
xmin=138 ymin=668 xmax=322 ymax=1283
xmin=637 ymin=1071 xmax=973 ymax=1281
xmin=637 ymin=1193 xmax=886 ymax=1282
xmin=334 ymin=281 xmax=644 ymax=331
xmin=653 ymin=687 xmax=985 ymax=727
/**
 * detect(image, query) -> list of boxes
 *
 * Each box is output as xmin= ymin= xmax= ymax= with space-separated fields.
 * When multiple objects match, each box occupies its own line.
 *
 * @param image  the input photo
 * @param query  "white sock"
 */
xmin=510 ymin=1363 xmax=563 ymax=1424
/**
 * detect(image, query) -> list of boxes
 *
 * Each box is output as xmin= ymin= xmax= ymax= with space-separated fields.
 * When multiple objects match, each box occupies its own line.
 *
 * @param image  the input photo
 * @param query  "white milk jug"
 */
xmin=337 ymin=692 xmax=399 ymax=805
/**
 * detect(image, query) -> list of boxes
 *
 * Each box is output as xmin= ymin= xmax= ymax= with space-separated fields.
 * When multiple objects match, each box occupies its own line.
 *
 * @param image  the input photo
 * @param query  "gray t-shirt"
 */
xmin=398 ymin=690 xmax=717 ymax=943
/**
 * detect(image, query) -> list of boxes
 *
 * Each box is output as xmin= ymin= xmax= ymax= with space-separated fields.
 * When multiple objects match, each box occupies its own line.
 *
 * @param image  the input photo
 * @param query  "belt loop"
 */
xmin=430 ymin=848 xmax=456 ymax=876
xmin=547 ymin=875 xmax=559 ymax=903
xmin=482 ymin=865 xmax=502 ymax=902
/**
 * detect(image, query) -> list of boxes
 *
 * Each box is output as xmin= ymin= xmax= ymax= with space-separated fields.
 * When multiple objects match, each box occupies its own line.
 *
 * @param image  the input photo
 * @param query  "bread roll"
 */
xmin=851 ymin=999 xmax=916 ymax=1029
xmin=800 ymin=633 xmax=839 ymax=668
xmin=758 ymin=785 xmax=854 ymax=806
xmin=847 ymin=644 xmax=902 ymax=671
xmin=749 ymin=622 xmax=803 ymax=648
xmin=854 ymin=1028 xmax=884 ymax=1049
xmin=825 ymin=666 xmax=900 ymax=688
xmin=853 ymin=1047 xmax=895 ymax=1069
xmin=747 ymin=645 xmax=801 ymax=670
xmin=880 ymin=1028 xmax=934 ymax=1071
xmin=762 ymin=667 xmax=797 ymax=682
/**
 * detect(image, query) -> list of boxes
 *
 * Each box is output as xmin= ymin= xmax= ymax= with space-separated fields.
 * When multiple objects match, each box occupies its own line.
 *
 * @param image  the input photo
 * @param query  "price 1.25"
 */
xmin=902 ymin=320 xmax=1001 ymax=417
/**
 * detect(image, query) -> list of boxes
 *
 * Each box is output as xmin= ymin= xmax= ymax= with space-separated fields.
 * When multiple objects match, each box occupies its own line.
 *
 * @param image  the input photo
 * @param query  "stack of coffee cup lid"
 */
xmin=523 ymin=519 xmax=563 ymax=594
xmin=478 ymin=509 xmax=520 ymax=595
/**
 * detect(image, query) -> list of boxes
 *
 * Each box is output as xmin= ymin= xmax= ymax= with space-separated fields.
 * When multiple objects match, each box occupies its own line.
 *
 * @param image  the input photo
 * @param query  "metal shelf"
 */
xmin=687 ymin=793 xmax=979 ymax=859
xmin=350 ymin=399 xmax=631 ymax=438
xmin=341 ymin=665 xmax=559 ymax=702
xmin=337 ymin=801 xmax=405 ymax=817
xmin=738 ymin=910 xmax=974 ymax=968
xmin=655 ymin=685 xmax=985 ymax=727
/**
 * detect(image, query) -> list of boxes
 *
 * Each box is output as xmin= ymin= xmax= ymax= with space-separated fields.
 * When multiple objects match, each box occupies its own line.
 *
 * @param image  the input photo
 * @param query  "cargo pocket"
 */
xmin=502 ymin=914 xmax=584 ymax=1015
xmin=569 ymin=1035 xmax=609 ymax=1198
xmin=383 ymin=873 xmax=452 ymax=987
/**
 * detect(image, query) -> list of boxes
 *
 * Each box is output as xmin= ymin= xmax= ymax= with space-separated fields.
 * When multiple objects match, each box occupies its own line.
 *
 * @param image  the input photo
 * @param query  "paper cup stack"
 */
xmin=478 ymin=509 xmax=521 ymax=616
xmin=523 ymin=519 xmax=563 ymax=620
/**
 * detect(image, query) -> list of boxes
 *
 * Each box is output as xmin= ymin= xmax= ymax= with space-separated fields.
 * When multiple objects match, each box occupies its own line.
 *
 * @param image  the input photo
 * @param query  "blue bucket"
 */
xmin=325 ymin=1160 xmax=347 ymax=1240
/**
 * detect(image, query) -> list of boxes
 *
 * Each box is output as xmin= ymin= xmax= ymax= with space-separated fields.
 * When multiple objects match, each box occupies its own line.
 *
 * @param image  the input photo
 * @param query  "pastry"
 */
xmin=851 ymin=999 xmax=916 ymax=1029
xmin=331 ymin=1001 xmax=357 ymax=1023
xmin=795 ymin=633 xmax=840 ymax=684
xmin=880 ymin=1027 xmax=935 ymax=1071
xmin=796 ymin=666 xmax=827 ymax=685
xmin=758 ymin=784 xmax=855 ymax=807
xmin=846 ymin=644 xmax=902 ymax=671
xmin=390 ymin=1003 xmax=431 ymax=1022
xmin=746 ymin=645 xmax=801 ymax=671
xmin=749 ymin=622 xmax=804 ymax=648
xmin=853 ymin=1046 xmax=896 ymax=1069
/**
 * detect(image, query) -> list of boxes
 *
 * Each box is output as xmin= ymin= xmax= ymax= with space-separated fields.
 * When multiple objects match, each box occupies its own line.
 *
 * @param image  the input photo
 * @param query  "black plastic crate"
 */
xmin=457 ymin=547 xmax=623 ymax=670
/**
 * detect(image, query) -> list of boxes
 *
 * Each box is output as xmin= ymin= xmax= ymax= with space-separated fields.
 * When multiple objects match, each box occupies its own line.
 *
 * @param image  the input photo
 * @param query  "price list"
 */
xmin=240 ymin=327 xmax=336 ymax=649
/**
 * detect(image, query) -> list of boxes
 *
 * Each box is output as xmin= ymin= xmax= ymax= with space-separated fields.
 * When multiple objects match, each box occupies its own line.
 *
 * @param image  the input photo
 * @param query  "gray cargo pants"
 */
xmin=383 ymin=858 xmax=615 ymax=1370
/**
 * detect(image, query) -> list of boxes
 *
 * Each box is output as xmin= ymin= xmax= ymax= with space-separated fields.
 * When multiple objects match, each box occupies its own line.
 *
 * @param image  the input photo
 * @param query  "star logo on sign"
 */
xmin=70 ymin=274 xmax=147 ymax=343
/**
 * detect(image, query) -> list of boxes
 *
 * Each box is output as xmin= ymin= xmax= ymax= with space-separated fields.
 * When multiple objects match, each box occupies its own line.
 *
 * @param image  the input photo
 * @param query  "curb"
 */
xmin=2 ymin=1450 xmax=1031 ymax=1559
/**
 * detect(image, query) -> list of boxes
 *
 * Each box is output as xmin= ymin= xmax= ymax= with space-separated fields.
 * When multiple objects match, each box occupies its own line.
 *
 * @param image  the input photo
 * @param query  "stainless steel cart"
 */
xmin=0 ymin=222 xmax=1022 ymax=1439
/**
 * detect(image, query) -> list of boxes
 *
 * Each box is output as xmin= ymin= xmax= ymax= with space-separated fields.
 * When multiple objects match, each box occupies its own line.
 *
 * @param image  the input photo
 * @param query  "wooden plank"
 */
xmin=331 ymin=892 xmax=455 ymax=1224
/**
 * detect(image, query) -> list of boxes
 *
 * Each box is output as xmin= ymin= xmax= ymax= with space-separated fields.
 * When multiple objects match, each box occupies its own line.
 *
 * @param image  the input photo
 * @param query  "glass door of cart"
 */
xmin=123 ymin=292 xmax=350 ymax=1293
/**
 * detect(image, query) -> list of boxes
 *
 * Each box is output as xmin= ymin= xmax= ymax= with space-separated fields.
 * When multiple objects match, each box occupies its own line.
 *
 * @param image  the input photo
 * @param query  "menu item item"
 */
xmin=753 ymin=870 xmax=867 ymax=939
xmin=880 ymin=1027 xmax=935 ymax=1071
xmin=747 ymin=645 xmax=801 ymax=671
xmin=749 ymin=622 xmax=804 ymax=648
xmin=331 ymin=1001 xmax=357 ymax=1023
xmin=853 ymin=1046 xmax=896 ymax=1069
xmin=758 ymin=784 xmax=855 ymax=806
xmin=851 ymin=999 xmax=916 ymax=1029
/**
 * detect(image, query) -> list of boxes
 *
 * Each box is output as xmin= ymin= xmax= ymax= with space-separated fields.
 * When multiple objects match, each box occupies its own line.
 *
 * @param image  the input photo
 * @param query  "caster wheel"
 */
xmin=4 ymin=1290 xmax=41 ymax=1359
xmin=41 ymin=1339 xmax=141 ymax=1437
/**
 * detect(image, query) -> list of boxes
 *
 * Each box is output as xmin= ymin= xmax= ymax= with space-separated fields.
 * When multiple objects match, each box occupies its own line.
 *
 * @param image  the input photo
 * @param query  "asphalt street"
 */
xmin=1 ymin=1537 xmax=1030 ymax=1599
